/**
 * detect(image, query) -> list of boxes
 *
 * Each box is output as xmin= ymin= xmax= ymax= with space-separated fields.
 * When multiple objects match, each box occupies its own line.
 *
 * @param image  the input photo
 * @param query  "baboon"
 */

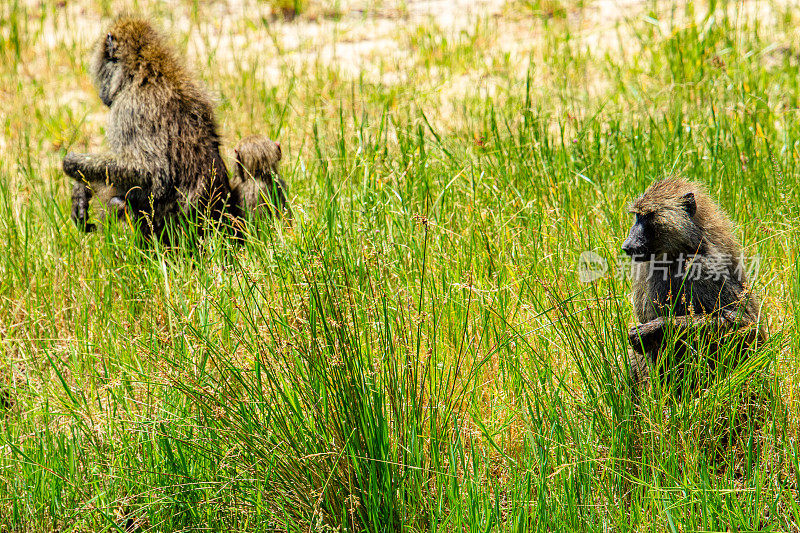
xmin=622 ymin=178 xmax=765 ymax=393
xmin=231 ymin=135 xmax=291 ymax=220
xmin=63 ymin=16 xmax=241 ymax=240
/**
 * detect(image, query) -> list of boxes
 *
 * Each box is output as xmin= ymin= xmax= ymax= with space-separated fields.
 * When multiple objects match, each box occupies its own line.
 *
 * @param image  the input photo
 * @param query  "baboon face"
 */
xmin=622 ymin=212 xmax=656 ymax=260
xmin=92 ymin=32 xmax=125 ymax=107
xmin=622 ymin=191 xmax=699 ymax=261
xmin=91 ymin=19 xmax=160 ymax=107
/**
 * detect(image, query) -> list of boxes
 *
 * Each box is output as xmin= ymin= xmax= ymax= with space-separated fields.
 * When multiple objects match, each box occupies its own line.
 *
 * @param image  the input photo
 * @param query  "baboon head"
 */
xmin=91 ymin=17 xmax=175 ymax=107
xmin=622 ymin=178 xmax=729 ymax=261
xmin=234 ymin=136 xmax=282 ymax=182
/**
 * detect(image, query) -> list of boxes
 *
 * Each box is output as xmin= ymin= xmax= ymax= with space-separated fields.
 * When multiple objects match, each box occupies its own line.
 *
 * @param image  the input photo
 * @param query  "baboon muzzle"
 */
xmin=622 ymin=224 xmax=649 ymax=260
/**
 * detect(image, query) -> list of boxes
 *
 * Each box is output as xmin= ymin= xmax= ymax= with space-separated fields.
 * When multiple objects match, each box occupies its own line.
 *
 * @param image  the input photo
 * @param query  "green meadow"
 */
xmin=0 ymin=0 xmax=798 ymax=530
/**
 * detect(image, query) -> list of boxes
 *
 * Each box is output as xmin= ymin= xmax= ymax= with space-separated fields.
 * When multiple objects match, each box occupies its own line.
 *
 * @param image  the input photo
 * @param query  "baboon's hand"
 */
xmin=628 ymin=317 xmax=666 ymax=354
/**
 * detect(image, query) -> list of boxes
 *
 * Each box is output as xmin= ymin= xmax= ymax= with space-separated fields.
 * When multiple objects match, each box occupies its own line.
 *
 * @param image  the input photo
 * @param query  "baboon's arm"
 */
xmin=63 ymin=152 xmax=153 ymax=193
xmin=629 ymin=311 xmax=761 ymax=355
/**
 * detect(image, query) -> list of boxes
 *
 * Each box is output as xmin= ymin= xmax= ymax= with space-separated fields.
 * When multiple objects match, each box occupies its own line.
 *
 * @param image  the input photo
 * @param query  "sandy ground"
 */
xmin=16 ymin=0 xmax=800 ymax=92
xmin=29 ymin=0 xmax=654 ymax=88
xmin=35 ymin=0 xmax=794 ymax=108
xmin=5 ymin=0 xmax=797 ymax=161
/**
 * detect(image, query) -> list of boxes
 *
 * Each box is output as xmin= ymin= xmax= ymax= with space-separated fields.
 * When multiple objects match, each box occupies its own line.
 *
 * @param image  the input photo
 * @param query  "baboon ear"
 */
xmin=275 ymin=141 xmax=282 ymax=160
xmin=105 ymin=33 xmax=118 ymax=59
xmin=681 ymin=192 xmax=696 ymax=217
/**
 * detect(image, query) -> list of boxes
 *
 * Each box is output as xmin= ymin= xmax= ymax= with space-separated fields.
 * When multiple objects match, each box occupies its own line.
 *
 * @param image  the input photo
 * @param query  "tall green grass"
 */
xmin=0 ymin=0 xmax=797 ymax=531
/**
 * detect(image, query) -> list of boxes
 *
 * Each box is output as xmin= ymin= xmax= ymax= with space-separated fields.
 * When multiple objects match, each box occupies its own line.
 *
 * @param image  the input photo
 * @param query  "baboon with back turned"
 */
xmin=621 ymin=178 xmax=765 ymax=393
xmin=63 ymin=16 xmax=241 ymax=240
xmin=231 ymin=135 xmax=292 ymax=220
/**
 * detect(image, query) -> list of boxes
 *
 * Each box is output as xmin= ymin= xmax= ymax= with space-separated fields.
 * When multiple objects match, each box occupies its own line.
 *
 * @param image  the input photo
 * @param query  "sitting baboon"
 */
xmin=63 ymin=16 xmax=241 ymax=240
xmin=622 ymin=178 xmax=765 ymax=393
xmin=231 ymin=135 xmax=292 ymax=220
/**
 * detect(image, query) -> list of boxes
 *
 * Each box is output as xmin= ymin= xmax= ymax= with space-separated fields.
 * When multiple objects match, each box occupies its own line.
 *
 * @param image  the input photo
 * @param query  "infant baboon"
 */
xmin=63 ymin=16 xmax=240 ymax=240
xmin=231 ymin=135 xmax=291 ymax=220
xmin=622 ymin=178 xmax=765 ymax=393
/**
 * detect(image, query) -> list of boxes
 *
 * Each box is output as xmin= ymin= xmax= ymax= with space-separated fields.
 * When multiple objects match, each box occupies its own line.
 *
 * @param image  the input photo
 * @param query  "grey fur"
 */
xmin=63 ymin=17 xmax=241 ymax=240
xmin=622 ymin=178 xmax=765 ymax=392
xmin=231 ymin=135 xmax=291 ymax=220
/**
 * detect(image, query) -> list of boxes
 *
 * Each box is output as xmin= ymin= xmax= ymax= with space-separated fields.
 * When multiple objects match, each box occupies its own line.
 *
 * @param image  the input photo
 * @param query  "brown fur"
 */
xmin=63 ymin=16 xmax=241 ymax=239
xmin=623 ymin=178 xmax=764 ymax=392
xmin=231 ymin=135 xmax=291 ymax=220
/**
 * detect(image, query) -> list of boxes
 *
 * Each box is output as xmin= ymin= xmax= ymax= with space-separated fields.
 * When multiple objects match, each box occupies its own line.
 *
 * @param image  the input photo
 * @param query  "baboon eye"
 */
xmin=636 ymin=212 xmax=653 ymax=226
